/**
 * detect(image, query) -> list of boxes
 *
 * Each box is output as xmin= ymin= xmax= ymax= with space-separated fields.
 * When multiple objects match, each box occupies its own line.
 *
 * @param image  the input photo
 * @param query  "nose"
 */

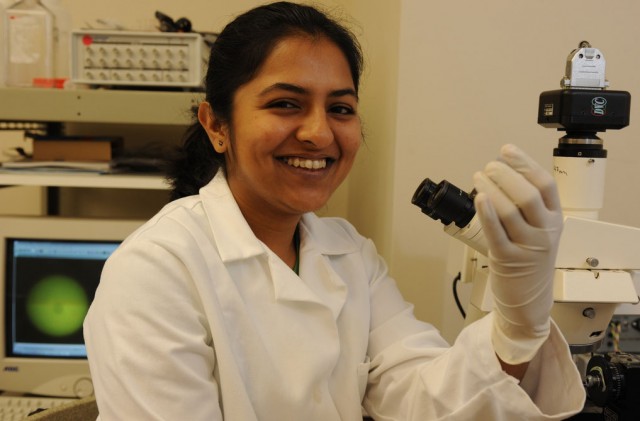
xmin=296 ymin=108 xmax=334 ymax=148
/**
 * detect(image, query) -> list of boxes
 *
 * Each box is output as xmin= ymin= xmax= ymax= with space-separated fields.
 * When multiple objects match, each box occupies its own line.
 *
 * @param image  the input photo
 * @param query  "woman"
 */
xmin=84 ymin=2 xmax=585 ymax=419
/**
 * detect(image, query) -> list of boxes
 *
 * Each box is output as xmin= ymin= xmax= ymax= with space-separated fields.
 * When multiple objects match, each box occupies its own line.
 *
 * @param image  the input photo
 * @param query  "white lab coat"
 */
xmin=84 ymin=170 xmax=585 ymax=420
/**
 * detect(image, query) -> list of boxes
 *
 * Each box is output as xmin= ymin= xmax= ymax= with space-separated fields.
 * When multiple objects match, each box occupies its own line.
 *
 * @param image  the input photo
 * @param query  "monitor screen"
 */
xmin=7 ymin=238 xmax=119 ymax=359
xmin=0 ymin=216 xmax=144 ymax=398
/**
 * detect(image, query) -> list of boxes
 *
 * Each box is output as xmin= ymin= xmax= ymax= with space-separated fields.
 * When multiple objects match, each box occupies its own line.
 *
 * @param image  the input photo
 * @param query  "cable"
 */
xmin=452 ymin=271 xmax=466 ymax=319
xmin=609 ymin=320 xmax=621 ymax=352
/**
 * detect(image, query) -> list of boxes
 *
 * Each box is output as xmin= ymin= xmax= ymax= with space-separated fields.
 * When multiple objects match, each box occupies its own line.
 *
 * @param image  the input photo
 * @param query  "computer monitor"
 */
xmin=0 ymin=216 xmax=144 ymax=398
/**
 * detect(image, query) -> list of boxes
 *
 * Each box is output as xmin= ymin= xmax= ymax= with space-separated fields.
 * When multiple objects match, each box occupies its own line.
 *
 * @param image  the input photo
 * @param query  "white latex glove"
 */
xmin=472 ymin=144 xmax=563 ymax=365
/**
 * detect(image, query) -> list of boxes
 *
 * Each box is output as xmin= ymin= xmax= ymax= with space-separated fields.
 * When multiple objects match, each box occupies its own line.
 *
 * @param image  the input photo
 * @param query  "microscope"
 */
xmin=412 ymin=41 xmax=640 ymax=419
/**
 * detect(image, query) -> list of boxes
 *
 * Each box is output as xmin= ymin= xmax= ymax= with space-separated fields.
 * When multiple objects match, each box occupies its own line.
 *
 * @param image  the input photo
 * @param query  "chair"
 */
xmin=27 ymin=396 xmax=98 ymax=421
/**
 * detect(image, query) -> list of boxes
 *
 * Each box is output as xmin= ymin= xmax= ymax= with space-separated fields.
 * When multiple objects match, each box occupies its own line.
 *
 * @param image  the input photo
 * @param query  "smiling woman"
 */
xmin=166 ymin=3 xmax=363 ymax=205
xmin=200 ymin=36 xmax=361 ymax=230
xmin=83 ymin=2 xmax=585 ymax=420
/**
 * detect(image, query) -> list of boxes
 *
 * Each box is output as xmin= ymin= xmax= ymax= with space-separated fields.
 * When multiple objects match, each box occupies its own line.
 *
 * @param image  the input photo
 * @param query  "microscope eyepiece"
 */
xmin=412 ymin=179 xmax=476 ymax=228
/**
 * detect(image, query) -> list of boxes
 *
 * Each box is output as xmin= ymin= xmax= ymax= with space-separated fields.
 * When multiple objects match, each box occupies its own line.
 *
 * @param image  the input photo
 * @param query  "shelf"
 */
xmin=0 ymin=171 xmax=169 ymax=190
xmin=0 ymin=87 xmax=203 ymax=125
xmin=0 ymin=88 xmax=191 ymax=196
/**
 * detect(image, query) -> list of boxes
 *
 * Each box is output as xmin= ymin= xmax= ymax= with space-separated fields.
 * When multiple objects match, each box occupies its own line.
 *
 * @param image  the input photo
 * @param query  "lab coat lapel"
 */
xmin=297 ymin=241 xmax=348 ymax=321
xmin=269 ymin=214 xmax=356 ymax=320
xmin=201 ymin=172 xmax=352 ymax=320
xmin=282 ymin=213 xmax=360 ymax=320
xmin=269 ymin=254 xmax=324 ymax=306
xmin=269 ymin=245 xmax=348 ymax=321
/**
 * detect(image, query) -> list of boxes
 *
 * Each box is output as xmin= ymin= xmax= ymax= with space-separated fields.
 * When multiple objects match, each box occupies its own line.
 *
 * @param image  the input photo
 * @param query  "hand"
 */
xmin=473 ymin=144 xmax=563 ymax=365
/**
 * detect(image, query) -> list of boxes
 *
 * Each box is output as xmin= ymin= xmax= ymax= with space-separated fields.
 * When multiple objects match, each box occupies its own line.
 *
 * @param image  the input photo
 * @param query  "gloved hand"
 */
xmin=472 ymin=144 xmax=563 ymax=365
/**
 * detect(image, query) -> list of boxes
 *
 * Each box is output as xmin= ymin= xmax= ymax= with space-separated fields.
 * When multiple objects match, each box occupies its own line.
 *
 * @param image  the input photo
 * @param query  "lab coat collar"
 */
xmin=200 ymin=170 xmax=359 ymax=263
xmin=200 ymin=171 xmax=353 ymax=319
xmin=299 ymin=213 xmax=359 ymax=256
xmin=200 ymin=171 xmax=266 ymax=263
xmin=296 ymin=216 xmax=355 ymax=319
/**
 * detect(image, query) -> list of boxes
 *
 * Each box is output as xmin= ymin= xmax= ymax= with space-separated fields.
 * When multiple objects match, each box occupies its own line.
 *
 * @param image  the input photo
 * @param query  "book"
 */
xmin=30 ymin=135 xmax=123 ymax=162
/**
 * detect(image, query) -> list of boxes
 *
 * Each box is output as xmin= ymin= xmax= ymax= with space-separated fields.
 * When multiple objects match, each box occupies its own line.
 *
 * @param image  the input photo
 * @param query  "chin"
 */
xmin=290 ymin=196 xmax=332 ymax=215
xmin=279 ymin=184 xmax=337 ymax=214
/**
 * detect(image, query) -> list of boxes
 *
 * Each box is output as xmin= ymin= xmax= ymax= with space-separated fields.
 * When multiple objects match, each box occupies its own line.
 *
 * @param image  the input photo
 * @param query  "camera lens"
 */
xmin=412 ymin=178 xmax=476 ymax=228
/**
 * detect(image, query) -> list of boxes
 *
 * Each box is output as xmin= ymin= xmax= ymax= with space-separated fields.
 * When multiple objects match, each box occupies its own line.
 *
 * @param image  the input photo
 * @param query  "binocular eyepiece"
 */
xmin=411 ymin=179 xmax=476 ymax=228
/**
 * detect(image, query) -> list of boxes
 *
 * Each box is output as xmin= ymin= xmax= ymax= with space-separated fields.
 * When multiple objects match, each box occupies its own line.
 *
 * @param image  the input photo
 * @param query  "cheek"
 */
xmin=235 ymin=118 xmax=291 ymax=150
xmin=340 ymin=131 xmax=363 ymax=160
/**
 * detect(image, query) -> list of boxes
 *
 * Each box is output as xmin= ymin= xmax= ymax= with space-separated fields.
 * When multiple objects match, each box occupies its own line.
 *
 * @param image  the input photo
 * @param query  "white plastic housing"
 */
xmin=70 ymin=30 xmax=206 ymax=88
xmin=553 ymin=155 xmax=607 ymax=220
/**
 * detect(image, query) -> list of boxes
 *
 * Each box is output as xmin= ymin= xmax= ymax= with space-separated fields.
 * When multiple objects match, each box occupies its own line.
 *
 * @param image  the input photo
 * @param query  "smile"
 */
xmin=284 ymin=157 xmax=328 ymax=170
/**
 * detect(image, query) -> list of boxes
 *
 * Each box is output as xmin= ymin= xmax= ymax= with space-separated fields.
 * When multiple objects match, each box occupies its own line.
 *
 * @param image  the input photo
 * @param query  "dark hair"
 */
xmin=166 ymin=1 xmax=364 ymax=200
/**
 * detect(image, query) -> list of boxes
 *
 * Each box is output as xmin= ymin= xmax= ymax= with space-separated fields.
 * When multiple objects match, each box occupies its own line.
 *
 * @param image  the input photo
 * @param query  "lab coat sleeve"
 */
xmin=360 ymin=239 xmax=585 ymax=421
xmin=83 ymin=239 xmax=222 ymax=421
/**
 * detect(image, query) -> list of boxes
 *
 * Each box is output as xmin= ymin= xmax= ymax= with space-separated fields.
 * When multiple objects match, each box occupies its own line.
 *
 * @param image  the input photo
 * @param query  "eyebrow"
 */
xmin=259 ymin=83 xmax=358 ymax=100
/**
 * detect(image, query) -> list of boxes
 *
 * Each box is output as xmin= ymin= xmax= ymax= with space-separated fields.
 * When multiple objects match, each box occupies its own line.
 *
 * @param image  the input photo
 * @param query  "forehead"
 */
xmin=249 ymin=35 xmax=355 ymax=90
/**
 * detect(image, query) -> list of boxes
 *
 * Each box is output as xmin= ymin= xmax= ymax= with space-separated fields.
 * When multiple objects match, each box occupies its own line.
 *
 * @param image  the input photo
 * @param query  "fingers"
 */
xmin=497 ymin=144 xmax=562 ymax=213
xmin=474 ymin=145 xmax=559 ymax=229
xmin=473 ymin=191 xmax=511 ymax=252
xmin=477 ymin=162 xmax=550 ymax=229
xmin=473 ymin=171 xmax=532 ymax=245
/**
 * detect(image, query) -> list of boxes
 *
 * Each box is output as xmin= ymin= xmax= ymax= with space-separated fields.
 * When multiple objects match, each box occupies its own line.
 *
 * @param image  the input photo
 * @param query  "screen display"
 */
xmin=5 ymin=238 xmax=119 ymax=359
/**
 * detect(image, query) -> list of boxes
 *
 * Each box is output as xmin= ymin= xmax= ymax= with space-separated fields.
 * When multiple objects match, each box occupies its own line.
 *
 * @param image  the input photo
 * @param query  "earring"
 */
xmin=218 ymin=140 xmax=223 ymax=146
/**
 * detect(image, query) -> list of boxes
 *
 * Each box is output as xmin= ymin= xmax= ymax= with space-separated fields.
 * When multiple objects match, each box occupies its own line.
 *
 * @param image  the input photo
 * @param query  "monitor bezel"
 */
xmin=0 ymin=216 xmax=143 ymax=398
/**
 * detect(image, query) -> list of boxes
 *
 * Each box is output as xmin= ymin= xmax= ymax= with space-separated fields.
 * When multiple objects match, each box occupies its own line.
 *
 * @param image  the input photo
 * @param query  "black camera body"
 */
xmin=538 ymin=89 xmax=631 ymax=133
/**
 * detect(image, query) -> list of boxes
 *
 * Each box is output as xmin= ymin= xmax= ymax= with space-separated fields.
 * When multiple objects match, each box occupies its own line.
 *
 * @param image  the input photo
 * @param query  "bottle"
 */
xmin=41 ymin=0 xmax=70 ymax=87
xmin=0 ymin=1 xmax=6 ymax=86
xmin=4 ymin=0 xmax=54 ymax=87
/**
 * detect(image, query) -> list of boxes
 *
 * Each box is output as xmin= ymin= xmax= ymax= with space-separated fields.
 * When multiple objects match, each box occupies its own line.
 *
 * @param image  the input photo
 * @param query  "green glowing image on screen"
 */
xmin=26 ymin=275 xmax=89 ymax=337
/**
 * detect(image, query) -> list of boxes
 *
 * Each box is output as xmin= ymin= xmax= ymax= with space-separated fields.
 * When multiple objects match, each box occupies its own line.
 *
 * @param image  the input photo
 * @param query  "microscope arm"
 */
xmin=453 ymin=215 xmax=640 ymax=352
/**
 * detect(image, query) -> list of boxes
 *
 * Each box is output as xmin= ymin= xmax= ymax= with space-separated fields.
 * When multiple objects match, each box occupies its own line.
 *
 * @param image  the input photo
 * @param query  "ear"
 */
xmin=198 ymin=102 xmax=228 ymax=153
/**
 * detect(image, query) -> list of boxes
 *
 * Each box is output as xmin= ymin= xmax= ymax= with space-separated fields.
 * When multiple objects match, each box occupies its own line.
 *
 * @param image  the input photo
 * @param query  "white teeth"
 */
xmin=285 ymin=157 xmax=327 ymax=169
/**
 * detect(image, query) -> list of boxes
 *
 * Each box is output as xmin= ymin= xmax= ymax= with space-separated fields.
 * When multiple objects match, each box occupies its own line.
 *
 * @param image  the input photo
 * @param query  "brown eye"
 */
xmin=268 ymin=100 xmax=299 ymax=109
xmin=330 ymin=104 xmax=355 ymax=115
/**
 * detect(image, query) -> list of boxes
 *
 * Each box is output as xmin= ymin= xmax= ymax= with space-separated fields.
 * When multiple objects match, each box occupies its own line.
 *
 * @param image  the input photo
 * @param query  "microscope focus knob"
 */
xmin=586 ymin=257 xmax=600 ymax=267
xmin=582 ymin=307 xmax=597 ymax=319
xmin=585 ymin=354 xmax=625 ymax=407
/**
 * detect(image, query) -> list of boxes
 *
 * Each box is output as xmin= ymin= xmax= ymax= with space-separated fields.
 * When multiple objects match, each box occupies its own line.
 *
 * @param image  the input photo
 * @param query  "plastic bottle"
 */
xmin=41 ymin=0 xmax=70 ymax=86
xmin=4 ymin=0 xmax=53 ymax=87
xmin=0 ymin=1 xmax=7 ymax=86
